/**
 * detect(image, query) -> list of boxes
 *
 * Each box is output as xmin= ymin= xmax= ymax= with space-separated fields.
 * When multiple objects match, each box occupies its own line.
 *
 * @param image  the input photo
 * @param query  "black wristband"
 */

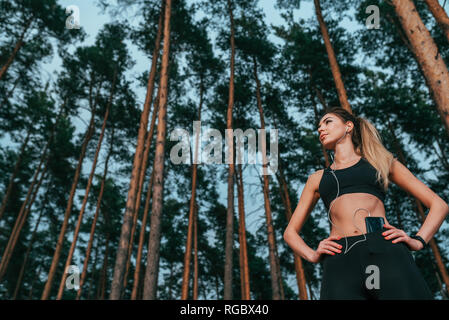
xmin=410 ymin=235 xmax=427 ymax=250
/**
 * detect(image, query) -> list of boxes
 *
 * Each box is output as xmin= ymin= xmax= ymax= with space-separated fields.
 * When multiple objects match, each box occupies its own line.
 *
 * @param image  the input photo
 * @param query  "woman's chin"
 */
xmin=322 ymin=140 xmax=335 ymax=150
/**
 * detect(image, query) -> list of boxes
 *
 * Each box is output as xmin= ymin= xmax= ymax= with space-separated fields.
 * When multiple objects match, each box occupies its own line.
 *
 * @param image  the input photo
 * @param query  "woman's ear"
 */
xmin=346 ymin=121 xmax=355 ymax=133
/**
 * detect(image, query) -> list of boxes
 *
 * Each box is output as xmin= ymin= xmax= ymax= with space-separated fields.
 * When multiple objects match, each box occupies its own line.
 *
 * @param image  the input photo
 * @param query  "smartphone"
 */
xmin=365 ymin=217 xmax=385 ymax=233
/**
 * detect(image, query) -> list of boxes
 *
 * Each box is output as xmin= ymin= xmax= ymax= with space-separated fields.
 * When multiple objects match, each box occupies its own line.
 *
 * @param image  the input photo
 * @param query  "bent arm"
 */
xmin=283 ymin=172 xmax=321 ymax=262
xmin=389 ymin=159 xmax=449 ymax=244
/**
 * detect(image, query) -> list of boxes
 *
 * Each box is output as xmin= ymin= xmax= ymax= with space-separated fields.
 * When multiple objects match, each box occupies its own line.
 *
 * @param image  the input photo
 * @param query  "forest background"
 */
xmin=0 ymin=0 xmax=448 ymax=300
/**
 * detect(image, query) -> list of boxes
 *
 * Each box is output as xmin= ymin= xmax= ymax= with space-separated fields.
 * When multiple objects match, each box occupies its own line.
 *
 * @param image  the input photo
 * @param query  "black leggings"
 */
xmin=320 ymin=228 xmax=433 ymax=300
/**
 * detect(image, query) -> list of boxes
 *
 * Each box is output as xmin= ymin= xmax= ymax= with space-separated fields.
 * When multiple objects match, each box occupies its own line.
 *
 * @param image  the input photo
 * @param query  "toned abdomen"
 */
xmin=327 ymin=193 xmax=387 ymax=236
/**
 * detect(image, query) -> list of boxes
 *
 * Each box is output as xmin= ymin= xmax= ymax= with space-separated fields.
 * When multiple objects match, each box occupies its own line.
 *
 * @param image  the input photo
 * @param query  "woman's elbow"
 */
xmin=442 ymin=201 xmax=449 ymax=216
xmin=283 ymin=228 xmax=290 ymax=242
xmin=435 ymin=198 xmax=449 ymax=213
xmin=283 ymin=227 xmax=295 ymax=243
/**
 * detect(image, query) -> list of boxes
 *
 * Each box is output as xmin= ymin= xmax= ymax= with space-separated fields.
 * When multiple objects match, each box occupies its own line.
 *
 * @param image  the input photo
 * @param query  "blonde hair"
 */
xmin=321 ymin=107 xmax=395 ymax=191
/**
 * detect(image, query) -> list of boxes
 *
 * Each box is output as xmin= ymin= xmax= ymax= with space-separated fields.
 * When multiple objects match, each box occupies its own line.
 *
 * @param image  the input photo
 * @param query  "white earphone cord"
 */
xmin=326 ymin=128 xmax=371 ymax=254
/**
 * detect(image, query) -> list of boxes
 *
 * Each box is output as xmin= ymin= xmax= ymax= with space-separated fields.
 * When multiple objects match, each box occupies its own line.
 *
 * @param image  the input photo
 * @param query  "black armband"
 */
xmin=410 ymin=234 xmax=427 ymax=250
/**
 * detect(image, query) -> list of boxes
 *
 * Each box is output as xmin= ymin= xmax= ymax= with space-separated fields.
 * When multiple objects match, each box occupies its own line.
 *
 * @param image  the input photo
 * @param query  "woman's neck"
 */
xmin=331 ymin=154 xmax=361 ymax=169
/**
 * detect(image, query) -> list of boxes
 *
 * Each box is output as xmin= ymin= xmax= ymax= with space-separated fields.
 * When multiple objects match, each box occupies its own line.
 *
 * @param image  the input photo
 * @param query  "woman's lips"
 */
xmin=320 ymin=134 xmax=328 ymax=141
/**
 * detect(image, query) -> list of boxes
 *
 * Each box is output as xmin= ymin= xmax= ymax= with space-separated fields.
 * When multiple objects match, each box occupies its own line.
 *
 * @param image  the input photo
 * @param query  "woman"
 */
xmin=283 ymin=107 xmax=449 ymax=300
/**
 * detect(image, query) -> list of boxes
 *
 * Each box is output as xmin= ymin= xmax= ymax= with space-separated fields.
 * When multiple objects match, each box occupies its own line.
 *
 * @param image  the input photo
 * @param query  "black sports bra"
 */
xmin=318 ymin=157 xmax=387 ymax=210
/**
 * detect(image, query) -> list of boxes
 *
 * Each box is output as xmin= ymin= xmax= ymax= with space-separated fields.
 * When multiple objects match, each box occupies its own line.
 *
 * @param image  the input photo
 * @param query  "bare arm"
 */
xmin=283 ymin=171 xmax=322 ymax=262
xmin=389 ymin=158 xmax=449 ymax=245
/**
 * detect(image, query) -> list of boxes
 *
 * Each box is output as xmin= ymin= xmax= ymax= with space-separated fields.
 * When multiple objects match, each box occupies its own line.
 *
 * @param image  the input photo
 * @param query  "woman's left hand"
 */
xmin=382 ymin=223 xmax=423 ymax=251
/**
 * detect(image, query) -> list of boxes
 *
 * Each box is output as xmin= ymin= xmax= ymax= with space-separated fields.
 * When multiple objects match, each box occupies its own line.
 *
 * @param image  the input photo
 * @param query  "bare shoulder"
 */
xmin=388 ymin=157 xmax=406 ymax=181
xmin=308 ymin=169 xmax=325 ymax=194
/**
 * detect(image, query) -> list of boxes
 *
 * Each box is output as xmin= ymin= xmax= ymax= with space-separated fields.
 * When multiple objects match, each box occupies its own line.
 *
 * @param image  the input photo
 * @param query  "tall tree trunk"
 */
xmin=131 ymin=169 xmax=154 ymax=300
xmin=0 ymin=17 xmax=33 ymax=81
xmin=235 ymin=164 xmax=250 ymax=300
xmin=313 ymin=0 xmax=351 ymax=112
xmin=131 ymin=86 xmax=161 ymax=300
xmin=253 ymin=56 xmax=282 ymax=299
xmin=276 ymin=156 xmax=310 ymax=300
xmin=0 ymin=156 xmax=49 ymax=280
xmin=98 ymin=231 xmax=110 ymax=300
xmin=0 ymin=128 xmax=31 ymax=221
xmin=12 ymin=204 xmax=44 ymax=299
xmin=57 ymin=69 xmax=117 ymax=300
xmin=415 ymin=200 xmax=449 ymax=296
xmin=238 ymin=207 xmax=244 ymax=299
xmin=275 ymin=252 xmax=285 ymax=299
xmin=109 ymin=1 xmax=164 ymax=300
xmin=386 ymin=118 xmax=449 ymax=295
xmin=138 ymin=257 xmax=146 ymax=299
xmin=391 ymin=0 xmax=449 ymax=135
xmin=181 ymin=77 xmax=204 ymax=299
xmin=0 ymin=100 xmax=67 ymax=225
xmin=314 ymin=86 xmax=328 ymax=111
xmin=0 ymin=101 xmax=65 ymax=275
xmin=224 ymin=0 xmax=236 ymax=300
xmin=142 ymin=0 xmax=172 ymax=300
xmin=424 ymin=0 xmax=449 ymax=43
xmin=76 ymin=125 xmax=115 ymax=300
xmin=87 ymin=239 xmax=99 ymax=300
xmin=271 ymin=114 xmax=311 ymax=300
xmin=308 ymin=78 xmax=332 ymax=169
xmin=193 ymin=201 xmax=199 ymax=300
xmin=122 ymin=81 xmax=162 ymax=298
xmin=310 ymin=85 xmax=331 ymax=166
xmin=41 ymin=78 xmax=101 ymax=299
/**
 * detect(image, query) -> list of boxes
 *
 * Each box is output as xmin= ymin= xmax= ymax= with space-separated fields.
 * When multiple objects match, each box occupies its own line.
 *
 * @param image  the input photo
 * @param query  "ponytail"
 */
xmin=357 ymin=117 xmax=395 ymax=191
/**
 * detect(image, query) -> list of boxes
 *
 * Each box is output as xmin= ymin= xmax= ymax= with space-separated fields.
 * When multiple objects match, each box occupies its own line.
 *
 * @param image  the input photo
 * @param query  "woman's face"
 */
xmin=317 ymin=113 xmax=349 ymax=149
